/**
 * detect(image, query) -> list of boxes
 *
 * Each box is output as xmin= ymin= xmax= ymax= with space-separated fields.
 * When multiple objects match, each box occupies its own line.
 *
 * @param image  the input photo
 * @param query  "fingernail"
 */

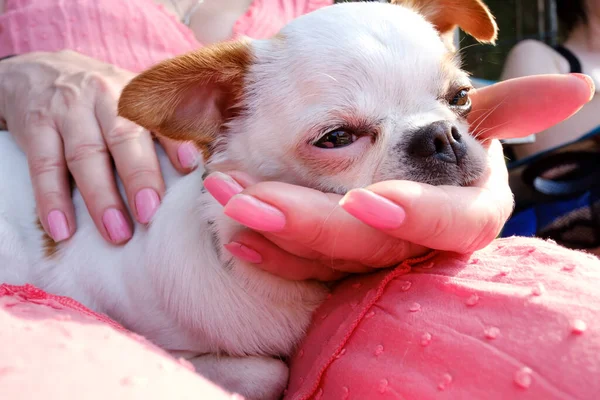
xmin=204 ymin=172 xmax=244 ymax=206
xmin=339 ymin=189 xmax=406 ymax=230
xmin=224 ymin=242 xmax=263 ymax=264
xmin=102 ymin=208 xmax=132 ymax=243
xmin=177 ymin=142 xmax=200 ymax=169
xmin=135 ymin=188 xmax=160 ymax=224
xmin=570 ymin=73 xmax=595 ymax=101
xmin=47 ymin=210 xmax=70 ymax=242
xmin=224 ymin=194 xmax=286 ymax=232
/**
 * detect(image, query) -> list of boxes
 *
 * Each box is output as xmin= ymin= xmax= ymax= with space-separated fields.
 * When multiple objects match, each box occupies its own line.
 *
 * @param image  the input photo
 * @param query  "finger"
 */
xmin=469 ymin=74 xmax=595 ymax=140
xmin=23 ymin=123 xmax=75 ymax=242
xmin=340 ymin=143 xmax=513 ymax=254
xmin=225 ymin=171 xmax=260 ymax=188
xmin=96 ymin=95 xmax=164 ymax=225
xmin=208 ymin=177 xmax=428 ymax=267
xmin=157 ymin=137 xmax=201 ymax=173
xmin=203 ymin=171 xmax=258 ymax=206
xmin=249 ymin=232 xmax=378 ymax=274
xmin=60 ymin=109 xmax=132 ymax=244
xmin=227 ymin=230 xmax=350 ymax=281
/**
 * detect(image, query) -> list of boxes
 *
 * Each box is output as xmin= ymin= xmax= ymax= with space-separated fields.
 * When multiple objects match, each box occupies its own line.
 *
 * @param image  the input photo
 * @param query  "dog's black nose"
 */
xmin=407 ymin=121 xmax=467 ymax=164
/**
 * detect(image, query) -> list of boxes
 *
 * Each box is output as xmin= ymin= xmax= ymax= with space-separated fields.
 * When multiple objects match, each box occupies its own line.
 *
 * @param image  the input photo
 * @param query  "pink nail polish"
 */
xmin=47 ymin=210 xmax=70 ymax=242
xmin=224 ymin=242 xmax=263 ymax=264
xmin=177 ymin=142 xmax=200 ymax=169
xmin=204 ymin=172 xmax=244 ymax=206
xmin=135 ymin=188 xmax=160 ymax=224
xmin=224 ymin=194 xmax=286 ymax=232
xmin=102 ymin=208 xmax=132 ymax=243
xmin=570 ymin=73 xmax=595 ymax=101
xmin=339 ymin=189 xmax=406 ymax=230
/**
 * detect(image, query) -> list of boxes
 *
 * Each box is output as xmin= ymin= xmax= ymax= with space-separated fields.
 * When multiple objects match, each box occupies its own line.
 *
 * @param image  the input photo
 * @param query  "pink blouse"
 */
xmin=0 ymin=0 xmax=332 ymax=72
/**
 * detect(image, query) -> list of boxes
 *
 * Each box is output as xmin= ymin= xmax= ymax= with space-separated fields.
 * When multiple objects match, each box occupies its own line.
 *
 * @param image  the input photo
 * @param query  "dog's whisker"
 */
xmin=317 ymin=72 xmax=339 ymax=83
xmin=473 ymin=120 xmax=509 ymax=141
xmin=468 ymin=107 xmax=496 ymax=129
xmin=457 ymin=42 xmax=484 ymax=54
xmin=469 ymin=105 xmax=498 ymax=128
xmin=470 ymin=96 xmax=508 ymax=137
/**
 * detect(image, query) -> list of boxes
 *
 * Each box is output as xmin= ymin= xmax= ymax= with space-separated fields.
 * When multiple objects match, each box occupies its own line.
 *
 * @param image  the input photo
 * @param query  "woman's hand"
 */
xmin=0 ymin=51 xmax=200 ymax=244
xmin=203 ymin=74 xmax=595 ymax=281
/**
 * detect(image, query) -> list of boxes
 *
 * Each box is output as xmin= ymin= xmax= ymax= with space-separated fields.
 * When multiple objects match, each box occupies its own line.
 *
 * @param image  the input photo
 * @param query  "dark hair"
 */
xmin=557 ymin=0 xmax=588 ymax=34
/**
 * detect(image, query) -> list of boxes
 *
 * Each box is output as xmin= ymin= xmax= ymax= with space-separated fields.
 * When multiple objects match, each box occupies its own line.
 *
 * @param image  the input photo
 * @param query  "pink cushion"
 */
xmin=285 ymin=237 xmax=600 ymax=400
xmin=0 ymin=284 xmax=234 ymax=399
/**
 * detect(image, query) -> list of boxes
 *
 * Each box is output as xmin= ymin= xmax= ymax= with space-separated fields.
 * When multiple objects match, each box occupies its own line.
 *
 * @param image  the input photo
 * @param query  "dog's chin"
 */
xmin=458 ymin=160 xmax=487 ymax=187
xmin=410 ymin=167 xmax=484 ymax=187
xmin=459 ymin=169 xmax=486 ymax=187
xmin=396 ymin=150 xmax=487 ymax=187
xmin=373 ymin=159 xmax=486 ymax=189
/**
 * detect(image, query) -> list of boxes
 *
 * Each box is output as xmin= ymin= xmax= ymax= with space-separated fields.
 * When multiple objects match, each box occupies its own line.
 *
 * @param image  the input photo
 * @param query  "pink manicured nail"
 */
xmin=47 ymin=210 xmax=70 ymax=242
xmin=135 ymin=188 xmax=160 ymax=224
xmin=204 ymin=172 xmax=244 ymax=206
xmin=339 ymin=189 xmax=406 ymax=230
xmin=224 ymin=194 xmax=286 ymax=232
xmin=177 ymin=142 xmax=200 ymax=169
xmin=570 ymin=73 xmax=595 ymax=101
xmin=224 ymin=242 xmax=263 ymax=264
xmin=102 ymin=208 xmax=132 ymax=243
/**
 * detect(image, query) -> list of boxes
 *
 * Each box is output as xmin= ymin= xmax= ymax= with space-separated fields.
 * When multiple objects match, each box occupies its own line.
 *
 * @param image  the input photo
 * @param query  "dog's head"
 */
xmin=119 ymin=0 xmax=497 ymax=193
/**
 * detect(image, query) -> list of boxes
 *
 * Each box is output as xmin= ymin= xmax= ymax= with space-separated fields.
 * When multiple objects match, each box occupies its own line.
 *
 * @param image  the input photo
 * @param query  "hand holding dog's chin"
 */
xmin=205 ymin=73 xmax=595 ymax=281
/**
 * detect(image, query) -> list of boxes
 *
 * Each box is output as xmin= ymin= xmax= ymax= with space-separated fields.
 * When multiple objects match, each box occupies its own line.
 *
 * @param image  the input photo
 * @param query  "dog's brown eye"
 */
xmin=449 ymin=89 xmax=470 ymax=107
xmin=314 ymin=129 xmax=357 ymax=149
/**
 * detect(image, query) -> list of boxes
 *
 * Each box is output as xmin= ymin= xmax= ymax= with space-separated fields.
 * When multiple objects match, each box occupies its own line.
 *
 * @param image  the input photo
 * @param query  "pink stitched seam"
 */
xmin=0 ymin=283 xmax=128 ymax=332
xmin=293 ymin=251 xmax=439 ymax=400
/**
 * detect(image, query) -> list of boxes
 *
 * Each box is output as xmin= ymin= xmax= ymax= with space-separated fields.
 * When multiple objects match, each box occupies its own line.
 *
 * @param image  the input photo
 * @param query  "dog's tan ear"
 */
xmin=118 ymin=40 xmax=252 ymax=158
xmin=392 ymin=0 xmax=497 ymax=45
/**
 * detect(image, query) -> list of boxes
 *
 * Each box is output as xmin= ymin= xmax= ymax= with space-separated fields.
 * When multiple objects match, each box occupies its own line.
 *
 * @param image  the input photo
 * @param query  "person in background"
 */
xmin=501 ymin=0 xmax=600 ymax=160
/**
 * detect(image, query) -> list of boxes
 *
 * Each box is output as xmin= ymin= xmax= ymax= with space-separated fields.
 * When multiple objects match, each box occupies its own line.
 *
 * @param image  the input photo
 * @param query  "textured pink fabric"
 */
xmin=0 ymin=0 xmax=333 ymax=72
xmin=0 ymin=284 xmax=234 ymax=399
xmin=286 ymin=237 xmax=600 ymax=400
xmin=1 ymin=238 xmax=599 ymax=399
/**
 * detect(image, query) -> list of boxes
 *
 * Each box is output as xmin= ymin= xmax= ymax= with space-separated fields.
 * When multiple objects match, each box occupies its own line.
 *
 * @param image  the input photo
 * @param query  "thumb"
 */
xmin=469 ymin=74 xmax=594 ymax=140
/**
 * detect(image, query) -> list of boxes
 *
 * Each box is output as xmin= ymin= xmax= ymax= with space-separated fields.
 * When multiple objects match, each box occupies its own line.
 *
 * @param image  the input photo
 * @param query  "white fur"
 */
xmin=215 ymin=3 xmax=485 ymax=193
xmin=0 ymin=3 xmax=488 ymax=399
xmin=0 ymin=132 xmax=324 ymax=398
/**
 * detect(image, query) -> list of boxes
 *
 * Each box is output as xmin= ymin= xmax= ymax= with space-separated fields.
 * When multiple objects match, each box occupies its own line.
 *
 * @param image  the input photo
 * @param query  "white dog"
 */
xmin=0 ymin=1 xmax=497 ymax=398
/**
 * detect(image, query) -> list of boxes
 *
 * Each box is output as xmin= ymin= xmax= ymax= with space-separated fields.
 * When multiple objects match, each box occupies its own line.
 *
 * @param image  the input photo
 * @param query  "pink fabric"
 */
xmin=0 ymin=0 xmax=333 ymax=72
xmin=1 ymin=239 xmax=598 ymax=399
xmin=0 ymin=284 xmax=234 ymax=399
xmin=285 ymin=237 xmax=600 ymax=400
